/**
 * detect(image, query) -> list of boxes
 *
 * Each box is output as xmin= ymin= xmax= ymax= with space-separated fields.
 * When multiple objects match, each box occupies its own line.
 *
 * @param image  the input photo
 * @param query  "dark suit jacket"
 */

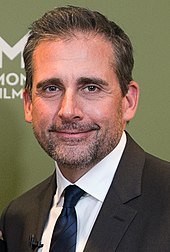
xmin=1 ymin=134 xmax=170 ymax=252
xmin=0 ymin=239 xmax=7 ymax=252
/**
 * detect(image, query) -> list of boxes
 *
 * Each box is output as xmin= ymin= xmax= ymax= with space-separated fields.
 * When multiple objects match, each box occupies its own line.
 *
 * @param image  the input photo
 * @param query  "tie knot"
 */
xmin=63 ymin=185 xmax=85 ymax=208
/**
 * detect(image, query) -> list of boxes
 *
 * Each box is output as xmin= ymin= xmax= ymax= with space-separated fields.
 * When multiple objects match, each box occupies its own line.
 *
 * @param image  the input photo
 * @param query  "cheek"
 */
xmin=87 ymin=99 xmax=124 ymax=130
xmin=84 ymin=100 xmax=116 ymax=124
xmin=85 ymin=103 xmax=105 ymax=116
xmin=31 ymin=100 xmax=56 ymax=126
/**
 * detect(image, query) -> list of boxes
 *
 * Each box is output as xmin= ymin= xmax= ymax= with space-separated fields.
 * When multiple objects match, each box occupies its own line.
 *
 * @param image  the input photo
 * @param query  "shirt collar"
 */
xmin=55 ymin=131 xmax=126 ymax=203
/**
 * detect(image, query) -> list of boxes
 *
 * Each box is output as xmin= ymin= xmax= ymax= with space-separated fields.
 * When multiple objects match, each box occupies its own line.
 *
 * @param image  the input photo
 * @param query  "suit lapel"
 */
xmin=36 ymin=172 xmax=56 ymax=240
xmin=84 ymin=134 xmax=145 ymax=251
xmin=25 ymin=172 xmax=56 ymax=250
xmin=84 ymin=188 xmax=137 ymax=252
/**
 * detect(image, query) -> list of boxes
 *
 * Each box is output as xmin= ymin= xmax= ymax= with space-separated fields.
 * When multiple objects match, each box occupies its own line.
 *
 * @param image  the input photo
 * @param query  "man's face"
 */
xmin=24 ymin=33 xmax=138 ymax=172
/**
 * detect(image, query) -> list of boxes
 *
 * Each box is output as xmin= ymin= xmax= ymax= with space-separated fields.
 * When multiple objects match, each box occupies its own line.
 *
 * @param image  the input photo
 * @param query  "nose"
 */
xmin=58 ymin=90 xmax=83 ymax=121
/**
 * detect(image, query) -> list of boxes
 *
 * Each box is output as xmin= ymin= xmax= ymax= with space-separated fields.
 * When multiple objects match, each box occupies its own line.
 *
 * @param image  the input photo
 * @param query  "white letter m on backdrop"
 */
xmin=0 ymin=33 xmax=28 ymax=69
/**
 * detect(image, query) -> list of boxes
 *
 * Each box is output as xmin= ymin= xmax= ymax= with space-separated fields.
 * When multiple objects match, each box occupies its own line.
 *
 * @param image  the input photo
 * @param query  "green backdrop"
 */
xmin=0 ymin=0 xmax=169 ymax=213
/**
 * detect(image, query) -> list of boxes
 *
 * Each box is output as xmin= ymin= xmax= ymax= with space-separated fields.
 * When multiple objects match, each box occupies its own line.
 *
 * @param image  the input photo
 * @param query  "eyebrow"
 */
xmin=36 ymin=78 xmax=63 ymax=89
xmin=36 ymin=76 xmax=109 ymax=89
xmin=77 ymin=77 xmax=109 ymax=86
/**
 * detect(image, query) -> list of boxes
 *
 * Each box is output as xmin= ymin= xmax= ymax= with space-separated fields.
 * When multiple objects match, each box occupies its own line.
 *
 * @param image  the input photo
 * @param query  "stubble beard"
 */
xmin=32 ymin=112 xmax=124 ymax=171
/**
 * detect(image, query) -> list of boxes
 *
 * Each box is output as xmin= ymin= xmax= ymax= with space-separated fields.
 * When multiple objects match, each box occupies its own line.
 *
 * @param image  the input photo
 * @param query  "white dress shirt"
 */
xmin=39 ymin=132 xmax=126 ymax=252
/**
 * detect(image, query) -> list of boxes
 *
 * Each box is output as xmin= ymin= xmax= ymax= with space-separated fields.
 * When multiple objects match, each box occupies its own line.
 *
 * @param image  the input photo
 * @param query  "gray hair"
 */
xmin=23 ymin=5 xmax=134 ymax=96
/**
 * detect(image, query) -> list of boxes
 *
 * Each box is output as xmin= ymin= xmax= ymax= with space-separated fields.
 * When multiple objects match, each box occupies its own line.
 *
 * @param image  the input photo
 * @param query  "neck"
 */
xmin=58 ymin=164 xmax=94 ymax=183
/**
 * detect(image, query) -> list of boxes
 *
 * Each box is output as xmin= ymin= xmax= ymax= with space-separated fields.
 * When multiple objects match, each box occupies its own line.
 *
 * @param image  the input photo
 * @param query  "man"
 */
xmin=1 ymin=5 xmax=170 ymax=252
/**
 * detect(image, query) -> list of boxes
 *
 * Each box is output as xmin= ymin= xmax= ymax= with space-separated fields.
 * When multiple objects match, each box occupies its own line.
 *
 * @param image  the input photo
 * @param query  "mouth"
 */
xmin=50 ymin=129 xmax=96 ymax=139
xmin=48 ymin=124 xmax=99 ymax=141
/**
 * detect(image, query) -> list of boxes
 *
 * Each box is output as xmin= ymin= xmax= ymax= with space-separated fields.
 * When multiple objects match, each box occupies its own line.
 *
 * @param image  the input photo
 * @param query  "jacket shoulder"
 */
xmin=12 ymin=172 xmax=56 ymax=205
xmin=144 ymin=153 xmax=170 ymax=184
xmin=0 ymin=172 xmax=56 ymax=227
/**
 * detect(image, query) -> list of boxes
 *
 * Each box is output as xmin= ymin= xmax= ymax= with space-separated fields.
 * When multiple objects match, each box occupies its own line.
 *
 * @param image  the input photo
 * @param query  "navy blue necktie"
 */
xmin=49 ymin=185 xmax=85 ymax=252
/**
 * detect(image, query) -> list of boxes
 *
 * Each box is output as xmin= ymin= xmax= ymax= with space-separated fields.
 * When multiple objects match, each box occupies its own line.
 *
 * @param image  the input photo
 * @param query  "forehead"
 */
xmin=31 ymin=33 xmax=118 ymax=87
xmin=33 ymin=32 xmax=115 ymax=65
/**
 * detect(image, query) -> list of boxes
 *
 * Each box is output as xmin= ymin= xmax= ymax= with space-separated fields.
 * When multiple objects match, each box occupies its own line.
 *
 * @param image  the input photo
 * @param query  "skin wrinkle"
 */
xmin=35 ymin=76 xmax=113 ymax=101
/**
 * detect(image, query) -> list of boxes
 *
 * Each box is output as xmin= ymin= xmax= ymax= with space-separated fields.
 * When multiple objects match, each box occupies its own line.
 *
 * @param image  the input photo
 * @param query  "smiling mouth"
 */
xmin=48 ymin=124 xmax=99 ymax=141
xmin=56 ymin=129 xmax=93 ymax=134
xmin=51 ymin=129 xmax=96 ymax=138
xmin=48 ymin=123 xmax=100 ymax=134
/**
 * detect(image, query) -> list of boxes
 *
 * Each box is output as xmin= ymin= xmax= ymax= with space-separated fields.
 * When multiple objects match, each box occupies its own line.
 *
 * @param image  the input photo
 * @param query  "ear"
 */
xmin=23 ymin=89 xmax=33 ymax=123
xmin=123 ymin=81 xmax=139 ymax=122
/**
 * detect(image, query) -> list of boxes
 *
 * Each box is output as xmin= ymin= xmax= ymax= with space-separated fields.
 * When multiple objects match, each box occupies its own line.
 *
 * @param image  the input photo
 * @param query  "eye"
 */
xmin=36 ymin=84 xmax=62 ymax=99
xmin=44 ymin=85 xmax=59 ymax=92
xmin=84 ymin=85 xmax=99 ymax=92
